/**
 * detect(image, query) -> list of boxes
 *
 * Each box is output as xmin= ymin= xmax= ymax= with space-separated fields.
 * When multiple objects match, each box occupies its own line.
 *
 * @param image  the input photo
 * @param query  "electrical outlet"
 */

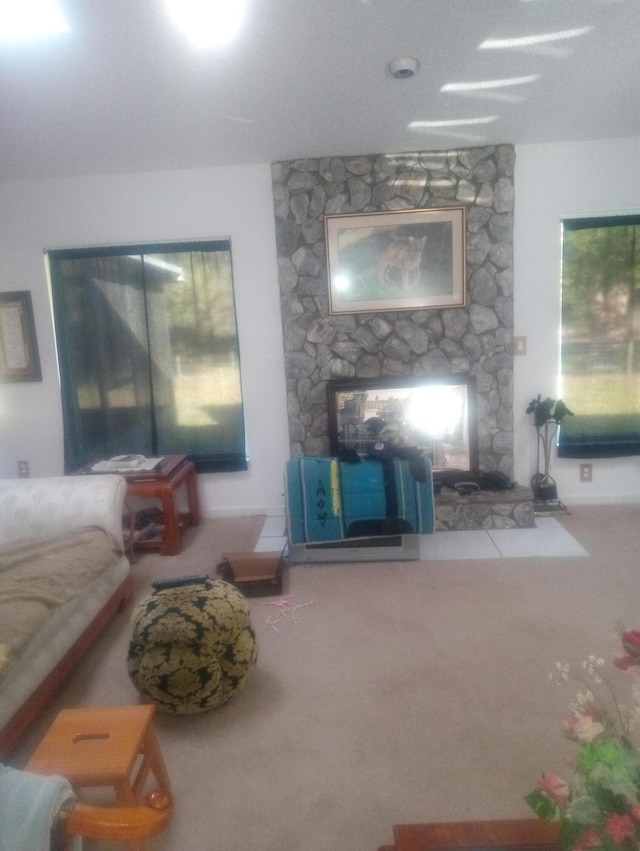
xmin=17 ymin=460 xmax=30 ymax=478
xmin=580 ymin=463 xmax=592 ymax=483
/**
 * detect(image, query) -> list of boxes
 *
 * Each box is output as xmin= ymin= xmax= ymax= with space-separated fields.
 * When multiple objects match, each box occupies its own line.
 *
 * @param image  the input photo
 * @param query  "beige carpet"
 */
xmin=8 ymin=507 xmax=640 ymax=851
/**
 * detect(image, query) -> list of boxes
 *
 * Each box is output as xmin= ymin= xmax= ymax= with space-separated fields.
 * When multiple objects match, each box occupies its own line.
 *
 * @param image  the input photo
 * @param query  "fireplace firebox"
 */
xmin=327 ymin=375 xmax=479 ymax=478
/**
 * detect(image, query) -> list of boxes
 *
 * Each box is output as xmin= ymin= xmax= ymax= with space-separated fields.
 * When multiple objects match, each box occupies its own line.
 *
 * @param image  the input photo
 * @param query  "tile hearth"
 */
xmin=256 ymin=514 xmax=587 ymax=562
xmin=420 ymin=516 xmax=587 ymax=560
xmin=257 ymin=484 xmax=537 ymax=553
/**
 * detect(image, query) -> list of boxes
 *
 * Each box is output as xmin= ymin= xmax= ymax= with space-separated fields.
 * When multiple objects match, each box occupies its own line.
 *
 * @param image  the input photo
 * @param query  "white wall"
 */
xmin=2 ymin=137 xmax=640 ymax=514
xmin=514 ymin=137 xmax=640 ymax=504
xmin=0 ymin=164 xmax=290 ymax=516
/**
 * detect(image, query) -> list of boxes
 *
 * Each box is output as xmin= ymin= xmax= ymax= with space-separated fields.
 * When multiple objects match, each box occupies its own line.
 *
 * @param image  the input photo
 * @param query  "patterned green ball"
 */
xmin=127 ymin=579 xmax=257 ymax=714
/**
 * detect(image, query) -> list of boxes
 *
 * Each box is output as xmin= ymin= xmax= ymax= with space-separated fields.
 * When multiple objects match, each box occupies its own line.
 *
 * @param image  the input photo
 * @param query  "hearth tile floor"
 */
xmin=488 ymin=516 xmax=587 ymax=559
xmin=420 ymin=529 xmax=501 ymax=560
xmin=254 ymin=515 xmax=587 ymax=561
xmin=254 ymin=514 xmax=288 ymax=553
xmin=421 ymin=516 xmax=587 ymax=560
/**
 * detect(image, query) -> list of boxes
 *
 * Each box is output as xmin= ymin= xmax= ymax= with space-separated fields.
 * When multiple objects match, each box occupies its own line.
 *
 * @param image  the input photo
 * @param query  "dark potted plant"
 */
xmin=526 ymin=395 xmax=573 ymax=502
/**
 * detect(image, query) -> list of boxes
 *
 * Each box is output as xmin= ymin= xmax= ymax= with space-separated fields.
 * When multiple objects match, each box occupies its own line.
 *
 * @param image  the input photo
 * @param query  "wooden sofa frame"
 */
xmin=0 ymin=577 xmax=134 ymax=758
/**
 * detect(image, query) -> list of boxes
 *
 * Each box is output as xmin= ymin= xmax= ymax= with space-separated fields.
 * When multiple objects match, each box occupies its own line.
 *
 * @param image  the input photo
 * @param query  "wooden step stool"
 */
xmin=26 ymin=705 xmax=171 ymax=850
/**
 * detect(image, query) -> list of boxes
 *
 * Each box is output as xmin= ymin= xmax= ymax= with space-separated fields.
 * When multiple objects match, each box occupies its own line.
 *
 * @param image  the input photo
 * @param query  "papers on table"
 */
xmin=91 ymin=456 xmax=164 ymax=473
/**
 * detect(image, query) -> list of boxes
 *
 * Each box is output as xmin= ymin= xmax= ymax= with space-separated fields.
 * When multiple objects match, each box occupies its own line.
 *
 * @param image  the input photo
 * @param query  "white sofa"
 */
xmin=0 ymin=475 xmax=132 ymax=756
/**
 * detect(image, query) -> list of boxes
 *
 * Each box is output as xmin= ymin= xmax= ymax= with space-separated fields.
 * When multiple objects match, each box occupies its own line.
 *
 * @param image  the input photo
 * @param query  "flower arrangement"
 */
xmin=526 ymin=628 xmax=640 ymax=850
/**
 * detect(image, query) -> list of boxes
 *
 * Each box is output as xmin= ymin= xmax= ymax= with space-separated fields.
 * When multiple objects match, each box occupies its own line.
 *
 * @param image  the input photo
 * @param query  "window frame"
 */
xmin=47 ymin=239 xmax=248 ymax=474
xmin=559 ymin=214 xmax=640 ymax=458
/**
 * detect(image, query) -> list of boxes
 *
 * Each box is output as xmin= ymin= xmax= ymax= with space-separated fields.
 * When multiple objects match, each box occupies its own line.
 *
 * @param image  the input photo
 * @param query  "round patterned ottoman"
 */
xmin=127 ymin=579 xmax=258 ymax=715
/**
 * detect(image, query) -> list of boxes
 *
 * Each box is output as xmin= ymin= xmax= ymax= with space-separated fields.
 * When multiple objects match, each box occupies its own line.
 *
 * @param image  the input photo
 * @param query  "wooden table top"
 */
xmin=74 ymin=454 xmax=187 ymax=480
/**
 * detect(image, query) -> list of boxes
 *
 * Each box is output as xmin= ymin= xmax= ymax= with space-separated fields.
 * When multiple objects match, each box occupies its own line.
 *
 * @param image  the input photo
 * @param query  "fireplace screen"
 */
xmin=327 ymin=375 xmax=479 ymax=474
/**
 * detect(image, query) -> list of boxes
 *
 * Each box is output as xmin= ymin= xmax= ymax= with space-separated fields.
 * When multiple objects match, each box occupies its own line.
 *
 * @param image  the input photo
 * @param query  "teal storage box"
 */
xmin=285 ymin=457 xmax=345 ymax=544
xmin=285 ymin=455 xmax=435 ymax=548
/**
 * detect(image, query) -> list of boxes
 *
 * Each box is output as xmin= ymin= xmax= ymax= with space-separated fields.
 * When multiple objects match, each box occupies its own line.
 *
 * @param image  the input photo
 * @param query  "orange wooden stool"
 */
xmin=27 ymin=705 xmax=171 ymax=850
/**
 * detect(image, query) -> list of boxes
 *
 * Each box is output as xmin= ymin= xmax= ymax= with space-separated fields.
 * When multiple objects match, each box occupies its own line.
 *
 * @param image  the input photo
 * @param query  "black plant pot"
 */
xmin=531 ymin=421 xmax=561 ymax=503
xmin=531 ymin=473 xmax=558 ymax=502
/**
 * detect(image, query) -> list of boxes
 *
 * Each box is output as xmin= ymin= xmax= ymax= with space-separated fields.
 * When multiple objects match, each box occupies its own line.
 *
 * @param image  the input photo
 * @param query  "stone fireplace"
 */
xmin=271 ymin=145 xmax=517 ymax=487
xmin=322 ymin=372 xmax=534 ymax=531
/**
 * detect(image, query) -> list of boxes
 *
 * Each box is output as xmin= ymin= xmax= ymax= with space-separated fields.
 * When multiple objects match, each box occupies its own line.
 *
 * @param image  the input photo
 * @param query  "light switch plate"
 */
xmin=514 ymin=336 xmax=527 ymax=355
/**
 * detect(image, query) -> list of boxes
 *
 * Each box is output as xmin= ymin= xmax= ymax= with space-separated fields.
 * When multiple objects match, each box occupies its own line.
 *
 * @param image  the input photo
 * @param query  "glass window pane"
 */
xmin=144 ymin=250 xmax=245 ymax=463
xmin=559 ymin=217 xmax=640 ymax=458
xmin=48 ymin=241 xmax=246 ymax=473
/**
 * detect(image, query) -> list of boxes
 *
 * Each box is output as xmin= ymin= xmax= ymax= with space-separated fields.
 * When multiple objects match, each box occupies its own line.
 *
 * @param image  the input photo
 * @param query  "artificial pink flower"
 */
xmin=630 ymin=804 xmax=640 ymax=822
xmin=563 ymin=711 xmax=604 ymax=743
xmin=614 ymin=655 xmax=637 ymax=671
xmin=537 ymin=771 xmax=570 ymax=806
xmin=614 ymin=630 xmax=640 ymax=670
xmin=605 ymin=813 xmax=636 ymax=844
xmin=623 ymin=630 xmax=640 ymax=655
xmin=574 ymin=827 xmax=600 ymax=850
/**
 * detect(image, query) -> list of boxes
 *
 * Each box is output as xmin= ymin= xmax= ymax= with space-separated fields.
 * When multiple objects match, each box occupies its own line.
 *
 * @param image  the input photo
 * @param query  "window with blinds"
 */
xmin=47 ymin=240 xmax=247 ymax=474
xmin=559 ymin=215 xmax=640 ymax=458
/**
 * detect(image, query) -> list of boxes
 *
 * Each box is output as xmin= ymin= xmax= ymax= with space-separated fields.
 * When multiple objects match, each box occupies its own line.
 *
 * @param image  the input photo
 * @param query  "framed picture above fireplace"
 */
xmin=325 ymin=206 xmax=466 ymax=315
xmin=327 ymin=375 xmax=479 ymax=475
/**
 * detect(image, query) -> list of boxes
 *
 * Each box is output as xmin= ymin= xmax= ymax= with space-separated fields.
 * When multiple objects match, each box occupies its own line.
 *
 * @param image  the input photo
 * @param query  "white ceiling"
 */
xmin=1 ymin=0 xmax=638 ymax=182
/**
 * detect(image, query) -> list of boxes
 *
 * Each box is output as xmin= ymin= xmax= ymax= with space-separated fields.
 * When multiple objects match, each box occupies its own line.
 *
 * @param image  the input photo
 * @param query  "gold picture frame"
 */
xmin=0 ymin=291 xmax=42 ymax=382
xmin=325 ymin=206 xmax=466 ymax=315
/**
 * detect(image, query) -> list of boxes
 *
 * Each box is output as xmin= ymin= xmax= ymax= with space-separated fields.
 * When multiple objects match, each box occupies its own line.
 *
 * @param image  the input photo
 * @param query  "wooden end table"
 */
xmin=76 ymin=454 xmax=200 ymax=556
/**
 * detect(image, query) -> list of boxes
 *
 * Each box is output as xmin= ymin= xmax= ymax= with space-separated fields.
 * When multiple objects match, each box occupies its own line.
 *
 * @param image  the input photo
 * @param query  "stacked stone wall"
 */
xmin=271 ymin=145 xmax=515 ymax=476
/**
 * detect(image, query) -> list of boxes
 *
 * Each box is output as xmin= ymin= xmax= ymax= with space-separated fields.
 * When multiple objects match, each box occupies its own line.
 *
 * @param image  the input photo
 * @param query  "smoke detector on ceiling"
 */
xmin=387 ymin=57 xmax=419 ymax=79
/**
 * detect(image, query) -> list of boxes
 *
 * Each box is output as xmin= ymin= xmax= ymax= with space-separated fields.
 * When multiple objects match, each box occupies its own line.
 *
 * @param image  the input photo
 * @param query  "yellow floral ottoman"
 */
xmin=127 ymin=579 xmax=257 ymax=714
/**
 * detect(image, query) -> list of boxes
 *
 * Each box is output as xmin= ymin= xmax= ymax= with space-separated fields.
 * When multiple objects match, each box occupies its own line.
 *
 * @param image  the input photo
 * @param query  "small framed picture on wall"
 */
xmin=0 ymin=291 xmax=42 ymax=382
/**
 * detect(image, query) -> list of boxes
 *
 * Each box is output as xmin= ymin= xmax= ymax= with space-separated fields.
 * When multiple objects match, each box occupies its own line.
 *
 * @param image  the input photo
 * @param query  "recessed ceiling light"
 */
xmin=165 ymin=0 xmax=247 ymax=48
xmin=409 ymin=117 xmax=497 ymax=129
xmin=479 ymin=26 xmax=592 ymax=50
xmin=411 ymin=128 xmax=488 ymax=143
xmin=441 ymin=74 xmax=540 ymax=93
xmin=0 ymin=0 xmax=69 ymax=41
xmin=444 ymin=91 xmax=527 ymax=104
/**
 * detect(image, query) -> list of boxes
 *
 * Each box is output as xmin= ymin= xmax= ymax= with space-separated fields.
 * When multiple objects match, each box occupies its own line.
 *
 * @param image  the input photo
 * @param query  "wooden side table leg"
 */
xmin=113 ymin=773 xmax=144 ymax=850
xmin=113 ymin=778 xmax=137 ymax=806
xmin=124 ymin=498 xmax=138 ymax=564
xmin=146 ymin=727 xmax=172 ymax=793
xmin=156 ymin=483 xmax=180 ymax=555
xmin=131 ymin=729 xmax=171 ymax=803
xmin=185 ymin=464 xmax=201 ymax=526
